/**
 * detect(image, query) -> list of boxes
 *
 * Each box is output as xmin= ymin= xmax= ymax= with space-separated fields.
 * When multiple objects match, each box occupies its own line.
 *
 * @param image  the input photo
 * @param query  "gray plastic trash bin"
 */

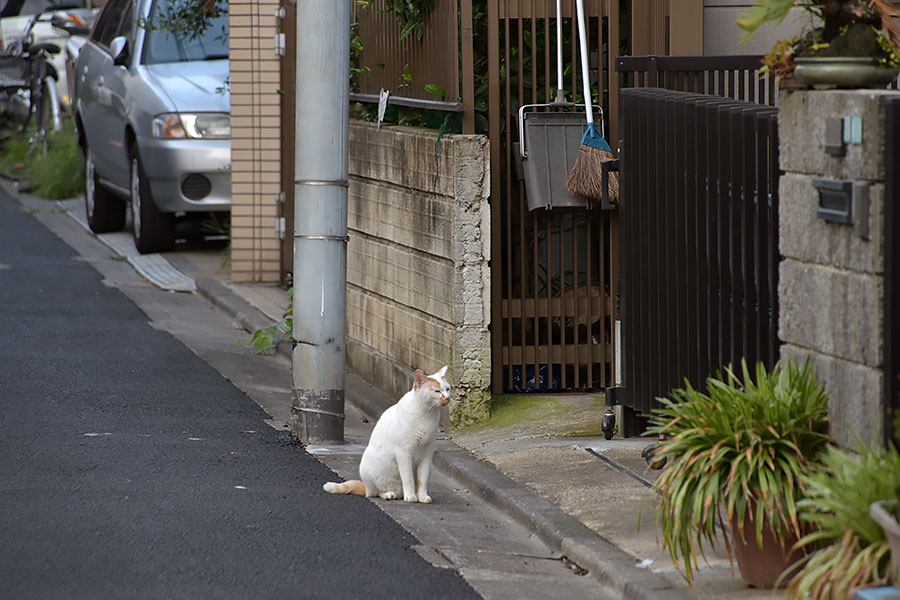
xmin=517 ymin=111 xmax=591 ymax=211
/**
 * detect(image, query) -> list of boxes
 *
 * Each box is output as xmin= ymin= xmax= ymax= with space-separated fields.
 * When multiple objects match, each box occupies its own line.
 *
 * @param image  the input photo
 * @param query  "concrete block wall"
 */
xmin=229 ymin=0 xmax=282 ymax=283
xmin=346 ymin=122 xmax=491 ymax=426
xmin=778 ymin=90 xmax=897 ymax=447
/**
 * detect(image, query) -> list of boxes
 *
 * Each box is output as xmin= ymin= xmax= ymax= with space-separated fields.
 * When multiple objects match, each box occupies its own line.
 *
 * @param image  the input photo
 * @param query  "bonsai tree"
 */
xmin=737 ymin=0 xmax=900 ymax=79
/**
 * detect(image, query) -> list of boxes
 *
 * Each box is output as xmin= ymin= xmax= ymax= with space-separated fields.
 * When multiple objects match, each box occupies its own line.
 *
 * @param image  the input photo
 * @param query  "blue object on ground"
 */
xmin=853 ymin=587 xmax=900 ymax=600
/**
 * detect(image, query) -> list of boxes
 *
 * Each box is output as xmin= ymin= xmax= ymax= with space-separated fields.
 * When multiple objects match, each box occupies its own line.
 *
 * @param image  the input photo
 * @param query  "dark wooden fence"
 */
xmin=609 ymin=88 xmax=780 ymax=433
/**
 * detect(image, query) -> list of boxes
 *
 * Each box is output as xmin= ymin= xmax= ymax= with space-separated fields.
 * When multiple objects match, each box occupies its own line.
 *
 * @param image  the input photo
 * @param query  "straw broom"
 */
xmin=566 ymin=0 xmax=618 ymax=204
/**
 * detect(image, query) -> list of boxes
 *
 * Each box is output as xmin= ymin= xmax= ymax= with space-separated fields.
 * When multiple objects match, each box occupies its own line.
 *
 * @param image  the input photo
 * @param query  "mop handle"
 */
xmin=575 ymin=0 xmax=593 ymax=125
xmin=556 ymin=0 xmax=563 ymax=96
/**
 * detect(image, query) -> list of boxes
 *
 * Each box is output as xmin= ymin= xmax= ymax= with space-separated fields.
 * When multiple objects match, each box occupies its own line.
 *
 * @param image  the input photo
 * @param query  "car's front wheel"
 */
xmin=130 ymin=145 xmax=174 ymax=254
xmin=84 ymin=145 xmax=125 ymax=233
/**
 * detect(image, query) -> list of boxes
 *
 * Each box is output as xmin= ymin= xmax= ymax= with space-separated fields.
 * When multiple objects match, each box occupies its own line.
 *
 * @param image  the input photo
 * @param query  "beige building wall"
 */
xmin=704 ymin=0 xmax=814 ymax=56
xmin=229 ymin=0 xmax=282 ymax=283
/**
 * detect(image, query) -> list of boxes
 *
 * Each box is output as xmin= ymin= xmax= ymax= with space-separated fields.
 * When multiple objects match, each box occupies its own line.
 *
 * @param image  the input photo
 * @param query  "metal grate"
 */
xmin=181 ymin=174 xmax=212 ymax=200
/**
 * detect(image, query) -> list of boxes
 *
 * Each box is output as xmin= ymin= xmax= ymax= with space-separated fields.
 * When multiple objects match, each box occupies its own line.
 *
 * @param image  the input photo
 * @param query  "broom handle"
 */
xmin=556 ymin=0 xmax=563 ymax=98
xmin=575 ymin=0 xmax=593 ymax=125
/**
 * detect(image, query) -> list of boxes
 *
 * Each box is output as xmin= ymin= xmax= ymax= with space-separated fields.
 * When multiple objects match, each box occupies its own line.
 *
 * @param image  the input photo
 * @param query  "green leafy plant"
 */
xmin=646 ymin=359 xmax=831 ymax=584
xmin=201 ymin=213 xmax=231 ymax=269
xmin=239 ymin=287 xmax=293 ymax=354
xmin=737 ymin=0 xmax=900 ymax=79
xmin=785 ymin=440 xmax=900 ymax=598
xmin=0 ymin=118 xmax=85 ymax=199
xmin=357 ymin=0 xmax=434 ymax=41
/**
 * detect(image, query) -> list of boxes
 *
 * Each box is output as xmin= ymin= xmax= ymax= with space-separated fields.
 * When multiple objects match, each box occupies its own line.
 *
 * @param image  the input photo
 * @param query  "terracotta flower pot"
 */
xmin=729 ymin=504 xmax=806 ymax=589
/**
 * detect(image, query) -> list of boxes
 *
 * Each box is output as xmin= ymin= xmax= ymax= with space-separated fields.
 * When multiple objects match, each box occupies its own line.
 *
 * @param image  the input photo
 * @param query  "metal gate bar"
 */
xmin=884 ymin=96 xmax=900 ymax=444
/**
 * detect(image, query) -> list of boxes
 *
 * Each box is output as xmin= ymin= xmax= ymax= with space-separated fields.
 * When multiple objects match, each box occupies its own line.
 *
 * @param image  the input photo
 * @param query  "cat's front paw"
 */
xmin=417 ymin=493 xmax=432 ymax=504
xmin=403 ymin=494 xmax=418 ymax=503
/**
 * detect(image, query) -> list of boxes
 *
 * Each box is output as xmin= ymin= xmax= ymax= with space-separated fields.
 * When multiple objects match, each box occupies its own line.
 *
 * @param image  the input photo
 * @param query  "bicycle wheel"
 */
xmin=33 ymin=76 xmax=61 ymax=135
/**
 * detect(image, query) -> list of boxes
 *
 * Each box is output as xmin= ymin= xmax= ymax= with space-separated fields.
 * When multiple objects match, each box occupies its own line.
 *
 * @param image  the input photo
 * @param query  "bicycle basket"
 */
xmin=0 ymin=55 xmax=29 ymax=92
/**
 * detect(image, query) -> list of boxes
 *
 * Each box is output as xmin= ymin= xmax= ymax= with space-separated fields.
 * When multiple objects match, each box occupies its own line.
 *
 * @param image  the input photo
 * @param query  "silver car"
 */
xmin=73 ymin=0 xmax=229 ymax=254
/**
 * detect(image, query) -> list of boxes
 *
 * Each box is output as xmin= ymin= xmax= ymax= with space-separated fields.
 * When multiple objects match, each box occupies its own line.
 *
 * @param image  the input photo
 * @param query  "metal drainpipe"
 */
xmin=291 ymin=0 xmax=350 ymax=445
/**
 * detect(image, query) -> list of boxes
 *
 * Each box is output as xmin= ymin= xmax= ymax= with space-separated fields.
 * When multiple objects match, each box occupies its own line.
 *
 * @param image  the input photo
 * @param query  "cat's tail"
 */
xmin=323 ymin=479 xmax=366 ymax=496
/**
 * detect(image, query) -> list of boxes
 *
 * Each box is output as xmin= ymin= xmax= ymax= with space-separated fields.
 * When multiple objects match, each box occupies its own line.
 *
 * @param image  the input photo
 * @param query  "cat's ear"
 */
xmin=413 ymin=369 xmax=427 ymax=388
xmin=436 ymin=366 xmax=448 ymax=378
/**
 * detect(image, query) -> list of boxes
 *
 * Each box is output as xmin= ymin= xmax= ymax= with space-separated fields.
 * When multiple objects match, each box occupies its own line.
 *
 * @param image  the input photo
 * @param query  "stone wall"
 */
xmin=346 ymin=122 xmax=491 ymax=426
xmin=778 ymin=90 xmax=896 ymax=447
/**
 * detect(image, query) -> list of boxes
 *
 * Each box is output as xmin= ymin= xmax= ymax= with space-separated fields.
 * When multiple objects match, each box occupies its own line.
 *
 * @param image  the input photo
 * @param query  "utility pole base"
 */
xmin=291 ymin=388 xmax=345 ymax=445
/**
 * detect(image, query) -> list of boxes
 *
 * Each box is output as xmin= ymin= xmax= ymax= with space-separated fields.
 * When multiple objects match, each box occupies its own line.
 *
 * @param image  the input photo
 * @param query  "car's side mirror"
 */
xmin=110 ymin=36 xmax=128 ymax=66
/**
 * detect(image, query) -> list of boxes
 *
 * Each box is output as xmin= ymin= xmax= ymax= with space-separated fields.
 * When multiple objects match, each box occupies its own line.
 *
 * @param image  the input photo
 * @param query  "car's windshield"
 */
xmin=142 ymin=0 xmax=227 ymax=64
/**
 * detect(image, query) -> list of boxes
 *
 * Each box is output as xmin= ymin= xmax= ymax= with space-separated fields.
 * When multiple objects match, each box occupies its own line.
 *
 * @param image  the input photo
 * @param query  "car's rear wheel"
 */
xmin=130 ymin=144 xmax=174 ymax=254
xmin=84 ymin=146 xmax=125 ymax=233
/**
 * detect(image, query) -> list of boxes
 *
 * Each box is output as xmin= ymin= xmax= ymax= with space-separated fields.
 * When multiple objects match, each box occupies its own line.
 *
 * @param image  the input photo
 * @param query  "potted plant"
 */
xmin=646 ymin=358 xmax=831 ymax=588
xmin=785 ymin=439 xmax=900 ymax=598
xmin=738 ymin=0 xmax=900 ymax=88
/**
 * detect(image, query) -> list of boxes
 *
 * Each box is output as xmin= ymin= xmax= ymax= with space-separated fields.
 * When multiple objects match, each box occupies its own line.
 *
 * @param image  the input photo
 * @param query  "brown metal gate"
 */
xmin=611 ymin=87 xmax=780 ymax=434
xmin=487 ymin=0 xmax=624 ymax=394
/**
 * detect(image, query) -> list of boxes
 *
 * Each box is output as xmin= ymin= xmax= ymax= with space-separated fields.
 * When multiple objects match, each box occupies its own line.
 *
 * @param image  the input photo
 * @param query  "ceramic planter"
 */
xmin=793 ymin=57 xmax=900 ymax=89
xmin=729 ymin=502 xmax=806 ymax=589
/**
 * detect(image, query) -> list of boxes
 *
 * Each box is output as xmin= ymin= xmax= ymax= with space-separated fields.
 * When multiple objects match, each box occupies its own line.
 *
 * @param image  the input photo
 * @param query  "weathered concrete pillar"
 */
xmin=778 ymin=89 xmax=898 ymax=447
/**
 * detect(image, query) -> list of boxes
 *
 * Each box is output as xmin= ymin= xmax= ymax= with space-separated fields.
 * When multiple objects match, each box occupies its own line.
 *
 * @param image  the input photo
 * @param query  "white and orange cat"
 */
xmin=323 ymin=366 xmax=451 ymax=503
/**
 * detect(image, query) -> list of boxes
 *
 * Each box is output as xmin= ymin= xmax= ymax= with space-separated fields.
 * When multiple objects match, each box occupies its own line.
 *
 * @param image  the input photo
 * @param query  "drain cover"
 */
xmin=59 ymin=199 xmax=197 ymax=293
xmin=128 ymin=254 xmax=197 ymax=292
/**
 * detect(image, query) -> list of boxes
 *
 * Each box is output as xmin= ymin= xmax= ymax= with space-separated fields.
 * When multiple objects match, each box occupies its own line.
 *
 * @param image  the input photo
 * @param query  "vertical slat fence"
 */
xmin=613 ymin=88 xmax=780 ymax=429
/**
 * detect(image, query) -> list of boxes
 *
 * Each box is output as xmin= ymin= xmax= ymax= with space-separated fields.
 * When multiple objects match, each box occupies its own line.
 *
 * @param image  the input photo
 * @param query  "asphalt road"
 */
xmin=0 ymin=189 xmax=479 ymax=599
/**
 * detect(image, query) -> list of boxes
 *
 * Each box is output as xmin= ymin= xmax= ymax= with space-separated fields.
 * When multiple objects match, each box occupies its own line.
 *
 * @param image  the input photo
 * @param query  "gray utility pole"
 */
xmin=291 ymin=0 xmax=350 ymax=445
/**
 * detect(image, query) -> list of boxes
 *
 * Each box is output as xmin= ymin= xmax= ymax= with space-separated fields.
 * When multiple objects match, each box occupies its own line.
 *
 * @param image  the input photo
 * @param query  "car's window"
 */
xmin=114 ymin=0 xmax=132 ymax=43
xmin=143 ymin=0 xmax=227 ymax=64
xmin=90 ymin=0 xmax=128 ymax=46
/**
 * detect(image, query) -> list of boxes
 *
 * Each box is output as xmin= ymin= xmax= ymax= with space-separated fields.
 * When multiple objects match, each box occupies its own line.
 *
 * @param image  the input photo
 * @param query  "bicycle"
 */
xmin=0 ymin=8 xmax=66 ymax=142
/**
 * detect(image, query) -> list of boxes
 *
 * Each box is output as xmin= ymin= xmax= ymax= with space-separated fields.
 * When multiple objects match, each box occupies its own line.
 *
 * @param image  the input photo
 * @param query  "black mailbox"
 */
xmin=813 ymin=179 xmax=853 ymax=224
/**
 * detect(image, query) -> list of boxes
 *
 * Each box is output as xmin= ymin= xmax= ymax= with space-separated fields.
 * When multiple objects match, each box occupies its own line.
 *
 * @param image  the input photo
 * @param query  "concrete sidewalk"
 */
xmin=165 ymin=247 xmax=784 ymax=600
xmin=35 ymin=185 xmax=784 ymax=599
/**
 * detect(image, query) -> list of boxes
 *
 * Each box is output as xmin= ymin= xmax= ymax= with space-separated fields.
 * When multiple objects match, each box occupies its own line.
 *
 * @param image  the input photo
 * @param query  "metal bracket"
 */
xmin=275 ymin=191 xmax=286 ymax=240
xmin=601 ymin=158 xmax=619 ymax=210
xmin=274 ymin=8 xmax=286 ymax=56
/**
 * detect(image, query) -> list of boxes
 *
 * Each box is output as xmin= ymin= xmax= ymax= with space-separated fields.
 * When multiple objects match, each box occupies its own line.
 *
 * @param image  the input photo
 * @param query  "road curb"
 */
xmin=188 ymin=274 xmax=691 ymax=600
xmin=433 ymin=448 xmax=688 ymax=600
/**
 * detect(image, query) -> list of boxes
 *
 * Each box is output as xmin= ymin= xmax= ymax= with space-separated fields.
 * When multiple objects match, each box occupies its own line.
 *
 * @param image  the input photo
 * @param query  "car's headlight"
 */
xmin=152 ymin=113 xmax=230 ymax=139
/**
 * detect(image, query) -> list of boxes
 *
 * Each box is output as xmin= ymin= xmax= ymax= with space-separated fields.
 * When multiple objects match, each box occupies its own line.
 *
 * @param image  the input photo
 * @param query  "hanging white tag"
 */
xmin=377 ymin=88 xmax=390 ymax=128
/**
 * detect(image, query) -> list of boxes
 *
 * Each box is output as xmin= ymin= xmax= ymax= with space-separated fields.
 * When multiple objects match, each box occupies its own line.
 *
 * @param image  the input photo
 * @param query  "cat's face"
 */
xmin=414 ymin=366 xmax=452 ymax=406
